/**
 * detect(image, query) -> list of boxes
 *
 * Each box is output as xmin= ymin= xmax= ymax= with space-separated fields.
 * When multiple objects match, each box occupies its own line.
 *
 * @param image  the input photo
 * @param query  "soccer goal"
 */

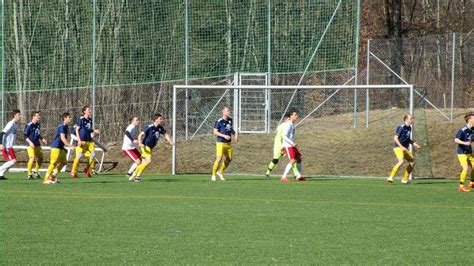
xmin=171 ymin=84 xmax=420 ymax=178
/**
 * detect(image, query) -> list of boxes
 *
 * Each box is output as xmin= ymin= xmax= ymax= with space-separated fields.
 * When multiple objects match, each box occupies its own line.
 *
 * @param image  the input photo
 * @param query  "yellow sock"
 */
xmin=45 ymin=163 xmax=56 ymax=181
xmin=459 ymin=170 xmax=467 ymax=187
xmin=389 ymin=165 xmax=399 ymax=178
xmin=27 ymin=159 xmax=34 ymax=175
xmin=35 ymin=159 xmax=42 ymax=173
xmin=212 ymin=160 xmax=220 ymax=176
xmin=133 ymin=161 xmax=149 ymax=177
xmin=402 ymin=165 xmax=413 ymax=181
xmin=89 ymin=157 xmax=95 ymax=170
xmin=71 ymin=157 xmax=80 ymax=173
xmin=218 ymin=160 xmax=230 ymax=174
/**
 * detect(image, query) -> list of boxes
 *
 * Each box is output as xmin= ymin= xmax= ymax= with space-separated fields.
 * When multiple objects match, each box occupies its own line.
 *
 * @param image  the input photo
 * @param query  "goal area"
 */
xmin=171 ymin=84 xmax=425 ymax=179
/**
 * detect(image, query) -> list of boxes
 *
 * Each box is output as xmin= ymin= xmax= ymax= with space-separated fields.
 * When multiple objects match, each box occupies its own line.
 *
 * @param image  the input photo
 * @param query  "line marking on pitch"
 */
xmin=1 ymin=189 xmax=472 ymax=210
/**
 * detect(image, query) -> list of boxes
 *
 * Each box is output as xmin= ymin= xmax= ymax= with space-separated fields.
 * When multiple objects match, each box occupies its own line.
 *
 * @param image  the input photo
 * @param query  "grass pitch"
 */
xmin=0 ymin=173 xmax=472 ymax=264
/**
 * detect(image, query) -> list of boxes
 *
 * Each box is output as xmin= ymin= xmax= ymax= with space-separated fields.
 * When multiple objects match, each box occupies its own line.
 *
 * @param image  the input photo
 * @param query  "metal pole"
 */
xmin=365 ymin=39 xmax=370 ymax=128
xmin=91 ymin=0 xmax=97 ymax=127
xmin=1 ymin=0 xmax=4 ymax=128
xmin=353 ymin=0 xmax=361 ymax=129
xmin=409 ymin=84 xmax=414 ymax=180
xmin=172 ymin=86 xmax=177 ymax=175
xmin=184 ymin=0 xmax=189 ymax=139
xmin=450 ymin=32 xmax=455 ymax=123
xmin=266 ymin=0 xmax=271 ymax=133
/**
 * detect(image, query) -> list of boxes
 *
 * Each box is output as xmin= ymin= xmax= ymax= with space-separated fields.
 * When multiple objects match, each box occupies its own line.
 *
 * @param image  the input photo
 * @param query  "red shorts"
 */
xmin=282 ymin=147 xmax=301 ymax=161
xmin=122 ymin=148 xmax=141 ymax=161
xmin=2 ymin=148 xmax=16 ymax=161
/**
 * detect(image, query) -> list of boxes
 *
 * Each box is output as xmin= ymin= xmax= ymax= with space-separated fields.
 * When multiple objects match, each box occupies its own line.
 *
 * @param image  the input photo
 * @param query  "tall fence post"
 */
xmin=365 ymin=38 xmax=370 ymax=128
xmin=1 ymin=0 xmax=4 ymax=128
xmin=266 ymin=0 xmax=271 ymax=133
xmin=184 ymin=0 xmax=189 ymax=139
xmin=352 ymin=0 xmax=361 ymax=129
xmin=172 ymin=86 xmax=177 ymax=175
xmin=450 ymin=32 xmax=455 ymax=123
xmin=91 ymin=0 xmax=97 ymax=127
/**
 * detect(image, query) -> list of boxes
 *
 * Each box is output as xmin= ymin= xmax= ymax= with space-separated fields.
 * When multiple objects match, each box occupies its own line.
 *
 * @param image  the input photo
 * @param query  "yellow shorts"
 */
xmin=457 ymin=154 xmax=474 ymax=167
xmin=393 ymin=147 xmax=414 ymax=161
xmin=50 ymin=148 xmax=67 ymax=165
xmin=76 ymin=141 xmax=95 ymax=156
xmin=141 ymin=146 xmax=153 ymax=159
xmin=27 ymin=146 xmax=44 ymax=159
xmin=216 ymin=142 xmax=232 ymax=159
xmin=273 ymin=145 xmax=283 ymax=159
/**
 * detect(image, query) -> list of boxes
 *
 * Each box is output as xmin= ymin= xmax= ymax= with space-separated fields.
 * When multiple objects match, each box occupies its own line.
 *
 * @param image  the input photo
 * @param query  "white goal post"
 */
xmin=171 ymin=84 xmax=414 ymax=176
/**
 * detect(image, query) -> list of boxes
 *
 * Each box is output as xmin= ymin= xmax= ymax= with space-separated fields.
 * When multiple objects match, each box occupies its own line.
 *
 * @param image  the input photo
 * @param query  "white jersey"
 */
xmin=281 ymin=121 xmax=296 ymax=148
xmin=2 ymin=120 xmax=19 ymax=148
xmin=122 ymin=124 xmax=137 ymax=150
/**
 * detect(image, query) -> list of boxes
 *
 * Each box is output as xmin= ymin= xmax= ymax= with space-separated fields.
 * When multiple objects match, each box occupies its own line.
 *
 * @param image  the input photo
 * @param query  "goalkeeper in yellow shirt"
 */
xmin=265 ymin=114 xmax=290 ymax=179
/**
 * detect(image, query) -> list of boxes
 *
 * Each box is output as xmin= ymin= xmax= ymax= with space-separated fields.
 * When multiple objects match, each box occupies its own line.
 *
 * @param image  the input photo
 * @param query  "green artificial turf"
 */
xmin=0 ymin=173 xmax=473 ymax=264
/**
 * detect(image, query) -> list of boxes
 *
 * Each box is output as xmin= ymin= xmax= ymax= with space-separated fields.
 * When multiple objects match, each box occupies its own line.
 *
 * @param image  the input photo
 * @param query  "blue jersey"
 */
xmin=75 ymin=116 xmax=93 ymax=141
xmin=394 ymin=124 xmax=412 ymax=148
xmin=24 ymin=122 xmax=41 ymax=146
xmin=143 ymin=124 xmax=166 ymax=149
xmin=455 ymin=125 xmax=472 ymax=154
xmin=51 ymin=123 xmax=69 ymax=150
xmin=214 ymin=117 xmax=235 ymax=143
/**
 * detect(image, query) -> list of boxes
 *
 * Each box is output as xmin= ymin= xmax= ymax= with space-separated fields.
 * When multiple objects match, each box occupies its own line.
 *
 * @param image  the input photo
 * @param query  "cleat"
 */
xmin=0 ymin=176 xmax=7 ymax=180
xmin=217 ymin=172 xmax=225 ymax=181
xmin=386 ymin=177 xmax=393 ymax=184
xmin=83 ymin=168 xmax=91 ymax=178
xmin=27 ymin=175 xmax=33 ymax=180
xmin=265 ymin=171 xmax=271 ymax=180
xmin=280 ymin=177 xmax=290 ymax=182
xmin=296 ymin=177 xmax=306 ymax=181
xmin=32 ymin=172 xmax=41 ymax=179
xmin=471 ymin=182 xmax=474 ymax=189
xmin=70 ymin=172 xmax=78 ymax=179
xmin=55 ymin=178 xmax=61 ymax=184
xmin=401 ymin=179 xmax=409 ymax=184
xmin=133 ymin=177 xmax=142 ymax=182
xmin=458 ymin=186 xmax=470 ymax=193
xmin=91 ymin=170 xmax=98 ymax=175
xmin=126 ymin=173 xmax=132 ymax=178
xmin=211 ymin=176 xmax=216 ymax=181
xmin=42 ymin=179 xmax=54 ymax=185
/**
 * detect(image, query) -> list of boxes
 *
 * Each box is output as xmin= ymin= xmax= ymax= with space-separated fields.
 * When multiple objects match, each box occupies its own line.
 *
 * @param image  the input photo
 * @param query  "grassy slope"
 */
xmin=0 ymin=173 xmax=473 ymax=264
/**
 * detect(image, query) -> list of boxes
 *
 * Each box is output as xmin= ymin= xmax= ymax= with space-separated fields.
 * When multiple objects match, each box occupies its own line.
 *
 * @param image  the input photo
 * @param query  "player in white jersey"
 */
xmin=0 ymin=109 xmax=21 ymax=180
xmin=122 ymin=116 xmax=141 ymax=180
xmin=280 ymin=110 xmax=304 ymax=182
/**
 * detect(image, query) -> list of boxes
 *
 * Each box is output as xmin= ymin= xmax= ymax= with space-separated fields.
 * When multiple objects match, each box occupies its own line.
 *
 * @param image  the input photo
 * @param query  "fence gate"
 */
xmin=234 ymin=73 xmax=269 ymax=133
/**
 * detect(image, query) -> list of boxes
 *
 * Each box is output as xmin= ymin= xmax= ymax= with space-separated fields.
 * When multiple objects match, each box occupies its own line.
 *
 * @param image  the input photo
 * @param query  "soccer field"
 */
xmin=0 ymin=173 xmax=472 ymax=264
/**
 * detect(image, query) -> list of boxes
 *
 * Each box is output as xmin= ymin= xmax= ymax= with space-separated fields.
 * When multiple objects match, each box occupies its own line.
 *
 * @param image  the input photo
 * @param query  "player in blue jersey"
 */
xmin=129 ymin=114 xmax=173 ymax=182
xmin=386 ymin=114 xmax=421 ymax=184
xmin=24 ymin=111 xmax=47 ymax=180
xmin=211 ymin=106 xmax=239 ymax=181
xmin=71 ymin=106 xmax=100 ymax=178
xmin=43 ymin=113 xmax=74 ymax=185
xmin=454 ymin=112 xmax=474 ymax=192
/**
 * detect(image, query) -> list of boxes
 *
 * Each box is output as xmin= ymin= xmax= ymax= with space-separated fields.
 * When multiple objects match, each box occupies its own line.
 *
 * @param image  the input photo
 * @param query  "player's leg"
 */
xmin=71 ymin=143 xmax=85 ymax=177
xmin=53 ymin=150 xmax=68 ymax=182
xmin=130 ymin=147 xmax=151 ymax=181
xmin=401 ymin=150 xmax=415 ymax=184
xmin=212 ymin=143 xmax=224 ymax=181
xmin=293 ymin=150 xmax=303 ymax=180
xmin=87 ymin=142 xmax=96 ymax=173
xmin=33 ymin=147 xmax=44 ymax=179
xmin=266 ymin=145 xmax=282 ymax=177
xmin=44 ymin=148 xmax=60 ymax=183
xmin=282 ymin=147 xmax=299 ymax=181
xmin=387 ymin=148 xmax=405 ymax=183
xmin=457 ymin=154 xmax=470 ymax=192
xmin=218 ymin=144 xmax=232 ymax=179
xmin=123 ymin=149 xmax=141 ymax=178
xmin=26 ymin=146 xmax=36 ymax=179
xmin=0 ymin=149 xmax=17 ymax=179
xmin=469 ymin=155 xmax=474 ymax=189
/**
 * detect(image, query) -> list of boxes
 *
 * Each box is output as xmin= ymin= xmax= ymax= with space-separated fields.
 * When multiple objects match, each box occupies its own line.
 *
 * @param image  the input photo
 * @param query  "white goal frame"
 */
xmin=172 ymin=84 xmax=414 ymax=175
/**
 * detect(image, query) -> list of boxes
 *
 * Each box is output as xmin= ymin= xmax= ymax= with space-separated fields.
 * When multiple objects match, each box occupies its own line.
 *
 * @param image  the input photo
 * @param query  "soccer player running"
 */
xmin=71 ymin=105 xmax=100 ymax=178
xmin=43 ymin=112 xmax=74 ymax=185
xmin=265 ymin=115 xmax=290 ymax=179
xmin=211 ymin=106 xmax=238 ymax=181
xmin=25 ymin=111 xmax=47 ymax=180
xmin=454 ymin=112 xmax=474 ymax=193
xmin=280 ymin=110 xmax=304 ymax=182
xmin=0 ymin=109 xmax=21 ymax=180
xmin=386 ymin=114 xmax=421 ymax=184
xmin=129 ymin=114 xmax=173 ymax=182
xmin=122 ymin=116 xmax=141 ymax=181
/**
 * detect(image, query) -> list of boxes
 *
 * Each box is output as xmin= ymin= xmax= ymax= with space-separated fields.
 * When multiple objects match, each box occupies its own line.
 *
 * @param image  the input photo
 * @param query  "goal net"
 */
xmin=170 ymin=84 xmax=431 ymax=179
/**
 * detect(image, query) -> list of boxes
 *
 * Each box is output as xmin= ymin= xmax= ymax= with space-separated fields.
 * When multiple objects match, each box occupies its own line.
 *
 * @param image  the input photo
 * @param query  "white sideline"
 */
xmin=7 ymin=135 xmax=106 ymax=173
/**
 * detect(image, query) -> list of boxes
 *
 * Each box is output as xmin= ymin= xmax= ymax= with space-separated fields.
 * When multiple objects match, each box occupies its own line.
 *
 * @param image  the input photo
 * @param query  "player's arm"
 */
xmin=75 ymin=124 xmax=82 ymax=146
xmin=137 ymin=131 xmax=145 ymax=147
xmin=392 ymin=135 xmax=406 ymax=150
xmin=0 ymin=131 xmax=4 ymax=150
xmin=212 ymin=122 xmax=230 ymax=140
xmin=39 ymin=133 xmax=47 ymax=145
xmin=60 ymin=133 xmax=72 ymax=149
xmin=455 ymin=130 xmax=470 ymax=146
xmin=164 ymin=133 xmax=174 ymax=145
xmin=24 ymin=125 xmax=35 ymax=148
xmin=92 ymin=128 xmax=100 ymax=138
xmin=231 ymin=127 xmax=239 ymax=142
